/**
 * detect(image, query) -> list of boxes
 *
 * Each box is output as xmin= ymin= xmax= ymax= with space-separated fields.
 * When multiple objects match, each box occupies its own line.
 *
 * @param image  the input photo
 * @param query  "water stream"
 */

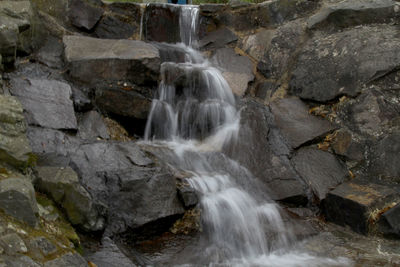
xmin=143 ymin=5 xmax=350 ymax=266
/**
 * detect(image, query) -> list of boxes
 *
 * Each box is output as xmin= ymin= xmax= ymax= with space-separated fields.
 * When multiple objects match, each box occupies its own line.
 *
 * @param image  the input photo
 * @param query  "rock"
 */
xmin=44 ymin=252 xmax=88 ymax=267
xmin=95 ymin=14 xmax=137 ymax=39
xmin=78 ymin=111 xmax=109 ymax=141
xmin=143 ymin=4 xmax=181 ymax=43
xmin=211 ymin=48 xmax=254 ymax=96
xmin=307 ymin=0 xmax=400 ymax=30
xmin=240 ymin=29 xmax=274 ymax=61
xmin=0 ymin=233 xmax=28 ymax=255
xmin=87 ymin=237 xmax=135 ymax=267
xmin=198 ymin=27 xmax=237 ymax=49
xmin=63 ymin=35 xmax=160 ymax=87
xmin=290 ymin=25 xmax=400 ymax=102
xmin=35 ymin=36 xmax=64 ymax=69
xmin=36 ymin=166 xmax=105 ymax=231
xmin=178 ymin=182 xmax=198 ymax=208
xmin=225 ymin=99 xmax=307 ymax=204
xmin=0 ymin=95 xmax=33 ymax=168
xmin=270 ymin=98 xmax=334 ymax=149
xmin=292 ymin=147 xmax=348 ymax=201
xmin=378 ymin=203 xmax=400 ymax=238
xmin=324 ymin=182 xmax=400 ymax=234
xmin=331 ymin=129 xmax=364 ymax=162
xmin=3 ymin=255 xmax=41 ymax=267
xmin=254 ymin=81 xmax=279 ymax=101
xmin=0 ymin=16 xmax=18 ymax=65
xmin=30 ymin=237 xmax=57 ymax=257
xmin=71 ymin=86 xmax=92 ymax=112
xmin=68 ymin=0 xmax=104 ymax=31
xmin=9 ymin=78 xmax=77 ymax=130
xmin=0 ymin=176 xmax=38 ymax=227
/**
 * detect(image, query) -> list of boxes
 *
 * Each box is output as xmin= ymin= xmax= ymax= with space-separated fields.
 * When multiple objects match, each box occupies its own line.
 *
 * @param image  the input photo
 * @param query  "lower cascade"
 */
xmin=143 ymin=5 xmax=350 ymax=266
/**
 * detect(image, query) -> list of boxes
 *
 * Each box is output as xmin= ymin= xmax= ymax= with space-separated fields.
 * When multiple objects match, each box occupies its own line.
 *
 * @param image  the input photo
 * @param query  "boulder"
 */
xmin=35 ymin=36 xmax=64 ymax=69
xmin=198 ymin=27 xmax=237 ymax=49
xmin=307 ymin=0 xmax=400 ymax=30
xmin=240 ymin=28 xmax=275 ymax=61
xmin=9 ymin=78 xmax=77 ymax=130
xmin=0 ymin=176 xmax=38 ymax=227
xmin=292 ymin=147 xmax=348 ymax=201
xmin=95 ymin=14 xmax=137 ymax=39
xmin=0 ymin=95 xmax=33 ymax=168
xmin=378 ymin=203 xmax=400 ymax=238
xmin=63 ymin=35 xmax=160 ymax=86
xmin=78 ymin=111 xmax=110 ymax=141
xmin=290 ymin=25 xmax=400 ymax=102
xmin=0 ymin=16 xmax=19 ymax=65
xmin=324 ymin=182 xmax=400 ymax=234
xmin=270 ymin=98 xmax=334 ymax=150
xmin=0 ymin=233 xmax=28 ymax=255
xmin=211 ymin=48 xmax=254 ymax=96
xmin=225 ymin=99 xmax=308 ymax=204
xmin=30 ymin=237 xmax=57 ymax=257
xmin=331 ymin=129 xmax=364 ymax=162
xmin=43 ymin=252 xmax=88 ymax=267
xmin=36 ymin=166 xmax=105 ymax=231
xmin=87 ymin=237 xmax=135 ymax=267
xmin=68 ymin=0 xmax=104 ymax=31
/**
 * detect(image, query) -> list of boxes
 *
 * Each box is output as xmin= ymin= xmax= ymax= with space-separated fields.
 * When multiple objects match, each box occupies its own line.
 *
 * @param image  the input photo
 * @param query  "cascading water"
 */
xmin=143 ymin=5 xmax=350 ymax=266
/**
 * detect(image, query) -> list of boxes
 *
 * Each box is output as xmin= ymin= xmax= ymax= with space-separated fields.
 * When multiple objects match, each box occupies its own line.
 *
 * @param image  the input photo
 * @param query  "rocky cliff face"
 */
xmin=0 ymin=0 xmax=400 ymax=265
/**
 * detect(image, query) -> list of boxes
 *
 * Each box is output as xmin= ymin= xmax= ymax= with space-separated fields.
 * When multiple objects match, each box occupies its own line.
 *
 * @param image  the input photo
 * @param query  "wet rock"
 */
xmin=178 ymin=183 xmax=198 ymax=208
xmin=87 ymin=237 xmax=135 ymax=267
xmin=225 ymin=99 xmax=307 ymax=204
xmin=78 ymin=111 xmax=109 ymax=141
xmin=307 ymin=0 xmax=400 ymax=30
xmin=36 ymin=166 xmax=105 ymax=231
xmin=290 ymin=25 xmax=400 ymax=102
xmin=240 ymin=29 xmax=274 ymax=61
xmin=143 ymin=4 xmax=181 ymax=43
xmin=378 ymin=203 xmax=400 ymax=238
xmin=324 ymin=182 xmax=400 ymax=234
xmin=0 ymin=95 xmax=32 ymax=168
xmin=30 ymin=237 xmax=57 ymax=257
xmin=9 ymin=78 xmax=77 ymax=130
xmin=0 ymin=233 xmax=28 ymax=255
xmin=64 ymin=35 xmax=160 ymax=87
xmin=43 ymin=252 xmax=87 ymax=267
xmin=198 ymin=27 xmax=237 ymax=49
xmin=68 ymin=0 xmax=104 ymax=31
xmin=0 ymin=176 xmax=38 ymax=226
xmin=270 ymin=98 xmax=334 ymax=150
xmin=211 ymin=48 xmax=254 ymax=96
xmin=331 ymin=129 xmax=364 ymax=161
xmin=95 ymin=15 xmax=137 ymax=39
xmin=292 ymin=147 xmax=348 ymax=201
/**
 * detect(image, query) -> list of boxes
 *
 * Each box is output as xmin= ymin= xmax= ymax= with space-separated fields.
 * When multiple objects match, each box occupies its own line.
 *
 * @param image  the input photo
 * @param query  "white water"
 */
xmin=143 ymin=5 xmax=351 ymax=266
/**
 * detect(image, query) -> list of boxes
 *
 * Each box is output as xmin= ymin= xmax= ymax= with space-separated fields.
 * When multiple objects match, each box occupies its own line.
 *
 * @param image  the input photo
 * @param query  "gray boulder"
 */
xmin=240 ymin=28 xmax=275 ymax=61
xmin=270 ymin=98 xmax=334 ymax=150
xmin=36 ymin=166 xmax=105 ymax=232
xmin=44 ymin=252 xmax=87 ymax=267
xmin=290 ymin=25 xmax=400 ymax=102
xmin=87 ymin=237 xmax=136 ymax=267
xmin=292 ymin=147 xmax=348 ymax=201
xmin=198 ymin=27 xmax=237 ymax=49
xmin=68 ymin=0 xmax=104 ymax=31
xmin=9 ymin=78 xmax=77 ymax=130
xmin=0 ymin=233 xmax=28 ymax=255
xmin=0 ymin=95 xmax=33 ymax=168
xmin=378 ymin=203 xmax=400 ymax=238
xmin=95 ymin=13 xmax=137 ymax=40
xmin=0 ymin=176 xmax=38 ymax=227
xmin=78 ymin=111 xmax=110 ymax=141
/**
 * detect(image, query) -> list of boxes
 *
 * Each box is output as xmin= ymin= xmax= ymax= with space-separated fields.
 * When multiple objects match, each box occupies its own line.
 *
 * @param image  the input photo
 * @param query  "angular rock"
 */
xmin=178 ymin=183 xmax=198 ymax=208
xmin=270 ymin=98 xmax=334 ymax=149
xmin=3 ymin=255 xmax=41 ymax=267
xmin=87 ymin=237 xmax=135 ymax=267
xmin=324 ymin=182 xmax=400 ymax=234
xmin=240 ymin=29 xmax=274 ymax=61
xmin=36 ymin=166 xmax=105 ymax=231
xmin=9 ymin=78 xmax=77 ymax=130
xmin=225 ymin=99 xmax=307 ymax=204
xmin=68 ymin=0 xmax=104 ymax=31
xmin=378 ymin=203 xmax=400 ymax=238
xmin=211 ymin=48 xmax=254 ymax=96
xmin=44 ymin=252 xmax=87 ymax=267
xmin=307 ymin=0 xmax=400 ymax=30
xmin=78 ymin=111 xmax=109 ymax=141
xmin=95 ymin=14 xmax=137 ymax=39
xmin=290 ymin=25 xmax=400 ymax=102
xmin=71 ymin=86 xmax=92 ymax=112
xmin=36 ymin=36 xmax=64 ymax=69
xmin=331 ymin=129 xmax=364 ymax=162
xmin=0 ymin=176 xmax=38 ymax=226
xmin=64 ymin=35 xmax=160 ymax=86
xmin=0 ymin=95 xmax=32 ymax=168
xmin=30 ymin=237 xmax=57 ymax=257
xmin=0 ymin=16 xmax=18 ymax=65
xmin=0 ymin=233 xmax=27 ymax=255
xmin=198 ymin=27 xmax=237 ymax=49
xmin=292 ymin=147 xmax=348 ymax=201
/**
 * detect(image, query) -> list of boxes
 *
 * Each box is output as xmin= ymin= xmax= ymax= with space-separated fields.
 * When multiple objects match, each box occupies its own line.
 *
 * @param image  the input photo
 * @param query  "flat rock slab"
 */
xmin=324 ymin=182 xmax=400 ymax=234
xmin=63 ymin=36 xmax=160 ymax=86
xmin=9 ymin=78 xmax=77 ymax=130
xmin=307 ymin=0 xmax=400 ymax=30
xmin=0 ymin=95 xmax=32 ymax=168
xmin=270 ymin=98 xmax=334 ymax=149
xmin=292 ymin=147 xmax=348 ymax=201
xmin=290 ymin=25 xmax=400 ymax=102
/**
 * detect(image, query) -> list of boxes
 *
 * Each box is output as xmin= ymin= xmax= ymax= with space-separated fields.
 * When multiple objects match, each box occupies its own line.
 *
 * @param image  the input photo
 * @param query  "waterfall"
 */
xmin=143 ymin=5 xmax=350 ymax=266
